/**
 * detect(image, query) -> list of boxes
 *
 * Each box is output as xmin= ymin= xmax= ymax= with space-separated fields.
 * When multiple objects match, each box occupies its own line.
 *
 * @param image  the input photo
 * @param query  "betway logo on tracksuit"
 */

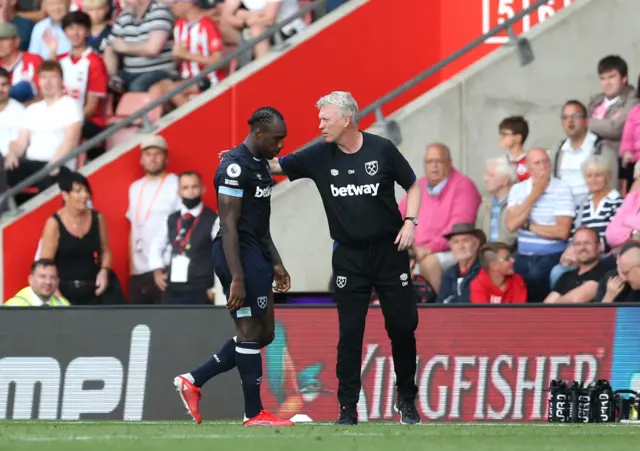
xmin=330 ymin=183 xmax=379 ymax=197
xmin=255 ymin=186 xmax=272 ymax=198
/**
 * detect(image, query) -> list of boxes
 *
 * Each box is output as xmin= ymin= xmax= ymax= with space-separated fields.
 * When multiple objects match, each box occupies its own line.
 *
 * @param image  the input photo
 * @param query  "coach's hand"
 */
xmin=218 ymin=149 xmax=230 ymax=160
xmin=395 ymin=221 xmax=415 ymax=251
xmin=227 ymin=278 xmax=246 ymax=311
xmin=273 ymin=265 xmax=291 ymax=292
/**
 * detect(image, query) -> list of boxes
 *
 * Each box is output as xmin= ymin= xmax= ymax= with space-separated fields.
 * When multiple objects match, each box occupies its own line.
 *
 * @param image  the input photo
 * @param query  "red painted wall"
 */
xmin=1 ymin=0 xmax=575 ymax=300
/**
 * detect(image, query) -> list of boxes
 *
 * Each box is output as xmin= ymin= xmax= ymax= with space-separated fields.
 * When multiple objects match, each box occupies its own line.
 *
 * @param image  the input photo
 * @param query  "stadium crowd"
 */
xmin=2 ymin=1 xmax=640 ymax=306
xmin=0 ymin=0 xmax=341 ymax=205
xmin=394 ymin=55 xmax=640 ymax=304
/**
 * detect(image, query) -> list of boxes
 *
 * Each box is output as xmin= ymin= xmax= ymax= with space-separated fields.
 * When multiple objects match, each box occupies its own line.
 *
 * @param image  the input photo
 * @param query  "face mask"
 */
xmin=182 ymin=196 xmax=201 ymax=210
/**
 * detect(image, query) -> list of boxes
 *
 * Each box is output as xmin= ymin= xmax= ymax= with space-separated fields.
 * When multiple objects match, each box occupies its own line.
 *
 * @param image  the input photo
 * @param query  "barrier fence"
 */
xmin=1 ymin=305 xmax=638 ymax=422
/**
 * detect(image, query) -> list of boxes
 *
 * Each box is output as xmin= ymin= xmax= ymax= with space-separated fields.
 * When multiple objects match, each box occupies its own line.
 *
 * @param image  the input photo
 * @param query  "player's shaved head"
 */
xmin=248 ymin=107 xmax=285 ymax=132
xmin=246 ymin=107 xmax=287 ymax=159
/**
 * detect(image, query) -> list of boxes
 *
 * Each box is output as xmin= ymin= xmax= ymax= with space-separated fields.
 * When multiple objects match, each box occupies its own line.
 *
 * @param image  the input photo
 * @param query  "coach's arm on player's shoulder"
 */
xmin=219 ymin=145 xmax=323 ymax=179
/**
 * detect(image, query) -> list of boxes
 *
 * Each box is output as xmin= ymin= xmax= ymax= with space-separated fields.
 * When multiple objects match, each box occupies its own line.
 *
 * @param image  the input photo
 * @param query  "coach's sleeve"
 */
xmin=278 ymin=144 xmax=324 ymax=181
xmin=388 ymin=144 xmax=416 ymax=190
xmin=217 ymin=159 xmax=248 ymax=198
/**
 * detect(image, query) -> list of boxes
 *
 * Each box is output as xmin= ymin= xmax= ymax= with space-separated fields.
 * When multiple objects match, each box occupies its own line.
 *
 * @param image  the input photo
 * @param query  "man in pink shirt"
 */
xmin=399 ymin=142 xmax=481 ymax=293
xmin=587 ymin=55 xmax=638 ymax=192
xmin=605 ymin=190 xmax=640 ymax=250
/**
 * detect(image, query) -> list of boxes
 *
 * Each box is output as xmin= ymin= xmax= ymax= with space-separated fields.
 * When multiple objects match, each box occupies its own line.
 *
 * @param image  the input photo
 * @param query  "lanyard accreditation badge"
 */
xmin=170 ymin=214 xmax=200 ymax=283
xmin=134 ymin=174 xmax=168 ymax=252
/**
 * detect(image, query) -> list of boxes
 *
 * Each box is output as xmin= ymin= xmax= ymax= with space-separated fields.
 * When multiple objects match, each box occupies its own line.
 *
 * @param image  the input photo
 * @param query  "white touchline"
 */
xmin=5 ymin=432 xmax=387 ymax=442
xmin=3 ymin=421 xmax=632 ymax=429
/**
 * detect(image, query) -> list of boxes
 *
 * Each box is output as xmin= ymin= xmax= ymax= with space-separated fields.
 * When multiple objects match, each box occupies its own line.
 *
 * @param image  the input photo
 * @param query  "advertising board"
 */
xmin=1 ymin=303 xmax=632 ymax=422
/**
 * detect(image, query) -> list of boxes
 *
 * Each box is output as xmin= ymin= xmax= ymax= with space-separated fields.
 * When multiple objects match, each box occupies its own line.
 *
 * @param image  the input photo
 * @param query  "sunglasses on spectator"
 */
xmin=561 ymin=113 xmax=586 ymax=119
xmin=495 ymin=255 xmax=515 ymax=262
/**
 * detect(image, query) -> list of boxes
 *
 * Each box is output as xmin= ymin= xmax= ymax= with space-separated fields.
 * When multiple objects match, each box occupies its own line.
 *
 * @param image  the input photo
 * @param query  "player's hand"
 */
xmin=395 ymin=221 xmax=415 ymax=251
xmin=227 ymin=278 xmax=246 ymax=311
xmin=273 ymin=264 xmax=291 ymax=292
xmin=218 ymin=149 xmax=230 ymax=160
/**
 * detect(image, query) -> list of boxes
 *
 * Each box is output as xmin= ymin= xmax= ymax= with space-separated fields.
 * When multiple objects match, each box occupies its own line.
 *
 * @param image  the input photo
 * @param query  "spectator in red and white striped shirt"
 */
xmin=149 ymin=0 xmax=223 ymax=110
xmin=0 ymin=22 xmax=43 ymax=103
xmin=47 ymin=10 xmax=108 ymax=160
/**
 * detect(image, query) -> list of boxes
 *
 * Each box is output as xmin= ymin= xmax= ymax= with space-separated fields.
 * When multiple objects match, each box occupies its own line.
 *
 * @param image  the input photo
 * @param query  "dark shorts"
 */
xmin=213 ymin=239 xmax=273 ymax=319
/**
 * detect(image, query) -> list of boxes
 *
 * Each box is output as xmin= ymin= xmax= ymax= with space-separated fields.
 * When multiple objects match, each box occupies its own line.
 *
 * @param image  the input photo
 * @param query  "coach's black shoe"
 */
xmin=394 ymin=399 xmax=421 ymax=425
xmin=335 ymin=405 xmax=358 ymax=425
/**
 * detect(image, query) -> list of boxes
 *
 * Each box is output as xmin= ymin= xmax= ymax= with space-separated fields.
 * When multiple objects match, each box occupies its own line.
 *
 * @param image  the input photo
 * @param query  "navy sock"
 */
xmin=190 ymin=337 xmax=237 ymax=388
xmin=236 ymin=341 xmax=263 ymax=419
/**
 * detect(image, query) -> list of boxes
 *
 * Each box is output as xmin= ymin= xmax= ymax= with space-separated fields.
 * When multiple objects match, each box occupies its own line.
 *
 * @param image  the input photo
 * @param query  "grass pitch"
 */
xmin=1 ymin=421 xmax=640 ymax=451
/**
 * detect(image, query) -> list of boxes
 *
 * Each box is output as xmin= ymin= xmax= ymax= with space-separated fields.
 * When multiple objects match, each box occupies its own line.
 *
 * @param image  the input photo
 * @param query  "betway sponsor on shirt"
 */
xmin=330 ymin=183 xmax=379 ymax=197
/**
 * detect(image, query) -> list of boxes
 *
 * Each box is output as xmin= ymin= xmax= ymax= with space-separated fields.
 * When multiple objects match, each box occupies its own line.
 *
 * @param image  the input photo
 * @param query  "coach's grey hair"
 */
xmin=581 ymin=154 xmax=612 ymax=182
xmin=486 ymin=156 xmax=516 ymax=184
xmin=316 ymin=91 xmax=359 ymax=125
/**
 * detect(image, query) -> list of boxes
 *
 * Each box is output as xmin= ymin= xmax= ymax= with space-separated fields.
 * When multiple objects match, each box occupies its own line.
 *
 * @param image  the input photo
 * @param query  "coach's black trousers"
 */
xmin=332 ymin=240 xmax=419 ymax=407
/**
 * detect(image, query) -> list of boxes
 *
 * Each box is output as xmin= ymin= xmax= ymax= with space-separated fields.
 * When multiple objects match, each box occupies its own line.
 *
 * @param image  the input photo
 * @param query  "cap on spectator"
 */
xmin=443 ymin=223 xmax=487 ymax=245
xmin=0 ymin=23 xmax=19 ymax=40
xmin=140 ymin=135 xmax=168 ymax=152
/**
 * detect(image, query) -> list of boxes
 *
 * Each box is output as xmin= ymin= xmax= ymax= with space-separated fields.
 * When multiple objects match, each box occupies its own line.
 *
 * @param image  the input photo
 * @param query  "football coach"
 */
xmin=268 ymin=91 xmax=422 ymax=425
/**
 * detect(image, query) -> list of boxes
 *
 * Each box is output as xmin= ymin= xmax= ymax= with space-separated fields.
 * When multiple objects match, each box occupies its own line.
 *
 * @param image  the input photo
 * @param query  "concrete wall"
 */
xmin=270 ymin=0 xmax=640 ymax=291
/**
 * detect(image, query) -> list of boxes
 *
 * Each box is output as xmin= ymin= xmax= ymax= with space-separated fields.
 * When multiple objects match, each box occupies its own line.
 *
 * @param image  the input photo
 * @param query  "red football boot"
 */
xmin=173 ymin=375 xmax=202 ymax=424
xmin=243 ymin=410 xmax=295 ymax=427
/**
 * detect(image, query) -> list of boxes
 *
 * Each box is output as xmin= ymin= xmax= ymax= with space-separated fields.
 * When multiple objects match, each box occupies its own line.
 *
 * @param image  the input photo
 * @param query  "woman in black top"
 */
xmin=39 ymin=172 xmax=112 ymax=305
